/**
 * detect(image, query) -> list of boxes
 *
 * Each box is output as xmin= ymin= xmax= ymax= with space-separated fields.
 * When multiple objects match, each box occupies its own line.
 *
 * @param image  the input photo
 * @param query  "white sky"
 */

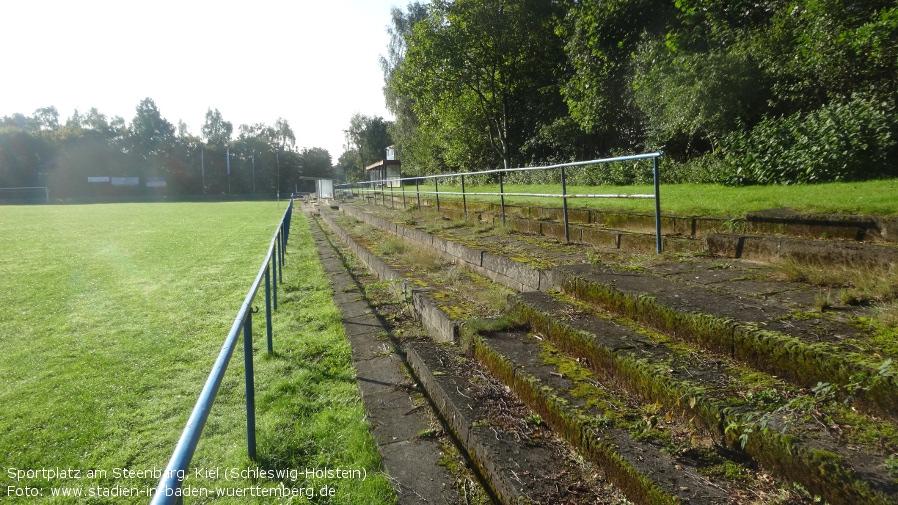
xmin=1 ymin=0 xmax=400 ymax=161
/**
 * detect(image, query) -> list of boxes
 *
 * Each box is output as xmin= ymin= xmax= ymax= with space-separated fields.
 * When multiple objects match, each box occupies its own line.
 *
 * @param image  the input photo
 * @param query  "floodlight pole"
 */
xmin=276 ymin=150 xmax=280 ymax=209
xmin=201 ymin=145 xmax=206 ymax=194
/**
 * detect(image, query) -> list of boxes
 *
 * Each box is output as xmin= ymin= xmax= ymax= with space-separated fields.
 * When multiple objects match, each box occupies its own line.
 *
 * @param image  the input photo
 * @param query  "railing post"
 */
xmin=499 ymin=171 xmax=506 ymax=227
xmin=390 ymin=184 xmax=395 ymax=209
xmin=401 ymin=181 xmax=406 ymax=209
xmin=278 ymin=230 xmax=284 ymax=283
xmin=461 ymin=175 xmax=467 ymax=218
xmin=435 ymin=178 xmax=440 ymax=211
xmin=561 ymin=166 xmax=570 ymax=243
xmin=285 ymin=201 xmax=292 ymax=244
xmin=416 ymin=178 xmax=421 ymax=209
xmin=243 ymin=310 xmax=257 ymax=460
xmin=653 ymin=155 xmax=662 ymax=254
xmin=272 ymin=253 xmax=278 ymax=311
xmin=264 ymin=267 xmax=273 ymax=353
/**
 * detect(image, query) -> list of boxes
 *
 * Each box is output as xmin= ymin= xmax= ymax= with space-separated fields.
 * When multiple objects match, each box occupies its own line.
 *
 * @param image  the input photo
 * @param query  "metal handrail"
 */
xmin=337 ymin=152 xmax=664 ymax=252
xmin=150 ymin=199 xmax=293 ymax=504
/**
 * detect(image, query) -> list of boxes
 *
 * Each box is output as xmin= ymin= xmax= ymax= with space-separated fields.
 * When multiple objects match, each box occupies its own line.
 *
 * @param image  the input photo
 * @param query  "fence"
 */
xmin=150 ymin=199 xmax=293 ymax=504
xmin=337 ymin=152 xmax=664 ymax=253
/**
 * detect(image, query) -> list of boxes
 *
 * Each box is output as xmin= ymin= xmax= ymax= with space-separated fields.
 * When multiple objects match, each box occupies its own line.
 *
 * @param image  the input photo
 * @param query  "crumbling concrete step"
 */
xmin=473 ymin=329 xmax=736 ymax=504
xmin=408 ymin=342 xmax=621 ymax=504
xmin=330 ymin=202 xmax=898 ymax=419
xmin=707 ymin=233 xmax=898 ymax=267
xmin=508 ymin=290 xmax=898 ymax=505
xmin=359 ymin=197 xmax=898 ymax=266
xmin=318 ymin=201 xmax=898 ymax=504
xmin=548 ymin=264 xmax=898 ymax=421
xmin=746 ymin=209 xmax=898 ymax=244
xmin=318 ymin=209 xmax=460 ymax=343
xmin=314 ymin=207 xmax=626 ymax=504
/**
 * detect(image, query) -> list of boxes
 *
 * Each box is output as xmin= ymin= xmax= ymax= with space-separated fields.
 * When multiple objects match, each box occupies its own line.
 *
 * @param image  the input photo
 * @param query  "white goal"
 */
xmin=0 ymin=187 xmax=49 ymax=203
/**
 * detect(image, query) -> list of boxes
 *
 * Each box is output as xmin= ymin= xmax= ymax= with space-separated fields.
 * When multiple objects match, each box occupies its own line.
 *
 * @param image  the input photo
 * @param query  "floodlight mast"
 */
xmin=276 ymin=150 xmax=280 ymax=208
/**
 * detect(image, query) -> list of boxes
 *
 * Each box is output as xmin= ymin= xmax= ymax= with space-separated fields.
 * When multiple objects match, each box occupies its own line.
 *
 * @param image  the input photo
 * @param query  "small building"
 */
xmin=365 ymin=159 xmax=401 ymax=188
xmin=297 ymin=176 xmax=334 ymax=199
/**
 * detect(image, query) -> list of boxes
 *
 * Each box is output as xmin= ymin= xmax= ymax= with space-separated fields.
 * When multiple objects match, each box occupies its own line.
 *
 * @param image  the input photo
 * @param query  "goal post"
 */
xmin=0 ymin=186 xmax=50 ymax=203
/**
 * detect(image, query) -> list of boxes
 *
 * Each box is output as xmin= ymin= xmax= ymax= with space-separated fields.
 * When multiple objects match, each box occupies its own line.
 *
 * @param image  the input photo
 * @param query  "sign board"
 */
xmin=88 ymin=176 xmax=110 ymax=183
xmin=146 ymin=177 xmax=167 ymax=187
xmin=111 ymin=177 xmax=140 ymax=186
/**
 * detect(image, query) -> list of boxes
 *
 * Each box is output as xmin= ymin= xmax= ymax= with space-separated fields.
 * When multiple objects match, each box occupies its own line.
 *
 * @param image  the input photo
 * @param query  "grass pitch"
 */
xmin=0 ymin=202 xmax=393 ymax=503
xmin=394 ymin=178 xmax=898 ymax=217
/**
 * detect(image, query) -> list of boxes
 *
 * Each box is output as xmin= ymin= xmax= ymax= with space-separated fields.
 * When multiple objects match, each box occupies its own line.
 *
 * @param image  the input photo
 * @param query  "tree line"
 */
xmin=379 ymin=0 xmax=898 ymax=185
xmin=0 ymin=98 xmax=333 ymax=199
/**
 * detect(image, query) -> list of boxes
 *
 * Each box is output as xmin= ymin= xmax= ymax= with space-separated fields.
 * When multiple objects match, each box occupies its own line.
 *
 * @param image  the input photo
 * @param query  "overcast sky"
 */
xmin=1 ymin=0 xmax=401 ymax=160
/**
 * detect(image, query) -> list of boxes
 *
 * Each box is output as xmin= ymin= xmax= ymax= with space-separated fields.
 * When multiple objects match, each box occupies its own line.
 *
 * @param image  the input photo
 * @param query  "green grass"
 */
xmin=0 ymin=203 xmax=393 ymax=503
xmin=395 ymin=178 xmax=898 ymax=217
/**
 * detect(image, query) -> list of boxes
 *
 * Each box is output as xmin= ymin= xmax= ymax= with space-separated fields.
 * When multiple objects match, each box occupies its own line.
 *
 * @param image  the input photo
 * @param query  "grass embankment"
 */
xmin=388 ymin=178 xmax=898 ymax=217
xmin=0 ymin=203 xmax=392 ymax=503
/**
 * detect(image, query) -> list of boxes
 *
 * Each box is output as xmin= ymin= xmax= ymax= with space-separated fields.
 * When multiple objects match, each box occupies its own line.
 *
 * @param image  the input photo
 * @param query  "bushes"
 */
xmin=723 ymin=95 xmax=897 ymax=185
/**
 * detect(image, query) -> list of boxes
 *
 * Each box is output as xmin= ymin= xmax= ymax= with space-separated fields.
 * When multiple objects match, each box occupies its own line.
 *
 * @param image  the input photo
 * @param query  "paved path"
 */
xmin=304 ymin=206 xmax=463 ymax=504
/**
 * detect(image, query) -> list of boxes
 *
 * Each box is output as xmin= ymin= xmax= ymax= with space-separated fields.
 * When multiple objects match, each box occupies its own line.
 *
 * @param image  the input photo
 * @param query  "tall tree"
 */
xmin=201 ymin=108 xmax=233 ymax=146
xmin=298 ymin=147 xmax=333 ymax=179
xmin=343 ymin=113 xmax=393 ymax=181
xmin=129 ymin=98 xmax=175 ymax=158
xmin=381 ymin=3 xmax=429 ymax=169
xmin=395 ymin=0 xmax=568 ymax=170
xmin=559 ymin=0 xmax=670 ymax=153
xmin=274 ymin=118 xmax=296 ymax=151
xmin=33 ymin=106 xmax=60 ymax=132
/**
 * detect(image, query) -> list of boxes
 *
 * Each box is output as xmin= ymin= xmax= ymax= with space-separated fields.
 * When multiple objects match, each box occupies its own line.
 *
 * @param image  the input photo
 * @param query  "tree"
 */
xmin=274 ymin=118 xmax=296 ymax=151
xmin=633 ymin=42 xmax=764 ymax=156
xmin=298 ymin=147 xmax=333 ymax=179
xmin=395 ymin=0 xmax=569 ymax=170
xmin=381 ymin=3 xmax=429 ymax=169
xmin=201 ymin=108 xmax=233 ymax=146
xmin=333 ymin=150 xmax=357 ymax=182
xmin=0 ymin=127 xmax=49 ymax=189
xmin=559 ymin=0 xmax=673 ymax=153
xmin=758 ymin=0 xmax=898 ymax=113
xmin=343 ymin=113 xmax=392 ymax=181
xmin=129 ymin=98 xmax=175 ymax=158
xmin=33 ymin=106 xmax=60 ymax=132
xmin=233 ymin=123 xmax=278 ymax=193
xmin=83 ymin=108 xmax=111 ymax=134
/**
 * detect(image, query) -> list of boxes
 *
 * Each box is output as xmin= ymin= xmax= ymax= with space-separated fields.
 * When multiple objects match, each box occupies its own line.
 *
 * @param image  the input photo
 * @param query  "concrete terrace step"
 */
xmin=408 ymin=341 xmax=621 ymax=504
xmin=371 ymin=195 xmax=898 ymax=244
xmin=507 ymin=290 xmax=897 ymax=505
xmin=357 ymin=195 xmax=898 ymax=267
xmin=315 ymin=205 xmax=731 ymax=503
xmin=473 ymin=328 xmax=738 ymax=504
xmin=548 ymin=264 xmax=898 ymax=421
xmin=332 ymin=202 xmax=898 ymax=420
xmin=312 ymin=201 xmax=898 ymax=505
xmin=309 ymin=206 xmax=625 ymax=503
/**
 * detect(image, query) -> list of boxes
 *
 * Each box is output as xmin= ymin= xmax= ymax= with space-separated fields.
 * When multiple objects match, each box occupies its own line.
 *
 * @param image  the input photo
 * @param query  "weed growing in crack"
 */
xmin=774 ymin=257 xmax=898 ymax=310
xmin=766 ymin=482 xmax=830 ymax=505
xmin=885 ymin=454 xmax=898 ymax=479
xmin=376 ymin=236 xmax=407 ymax=256
xmin=814 ymin=291 xmax=833 ymax=312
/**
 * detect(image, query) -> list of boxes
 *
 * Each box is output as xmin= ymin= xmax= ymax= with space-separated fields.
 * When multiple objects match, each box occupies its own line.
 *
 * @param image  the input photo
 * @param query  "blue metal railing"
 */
xmin=337 ymin=152 xmax=664 ymax=253
xmin=150 ymin=199 xmax=293 ymax=504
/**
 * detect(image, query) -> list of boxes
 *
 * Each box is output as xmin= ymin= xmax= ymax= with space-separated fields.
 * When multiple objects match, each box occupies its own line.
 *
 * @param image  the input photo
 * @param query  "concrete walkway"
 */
xmin=304 ymin=206 xmax=463 ymax=504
